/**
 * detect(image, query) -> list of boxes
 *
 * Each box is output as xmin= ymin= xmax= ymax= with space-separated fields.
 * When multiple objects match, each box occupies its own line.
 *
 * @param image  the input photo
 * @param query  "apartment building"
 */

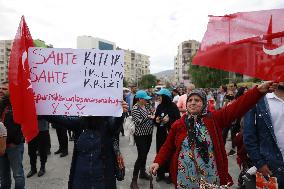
xmin=0 ymin=40 xmax=12 ymax=82
xmin=174 ymin=40 xmax=200 ymax=85
xmin=77 ymin=36 xmax=116 ymax=50
xmin=120 ymin=48 xmax=150 ymax=85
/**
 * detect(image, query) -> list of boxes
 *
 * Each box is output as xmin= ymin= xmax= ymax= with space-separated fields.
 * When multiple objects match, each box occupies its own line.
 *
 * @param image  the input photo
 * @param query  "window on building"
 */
xmin=98 ymin=41 xmax=114 ymax=50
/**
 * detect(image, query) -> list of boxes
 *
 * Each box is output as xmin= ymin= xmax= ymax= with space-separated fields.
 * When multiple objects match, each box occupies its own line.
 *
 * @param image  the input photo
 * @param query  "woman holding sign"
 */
xmin=149 ymin=81 xmax=277 ymax=189
xmin=46 ymin=101 xmax=128 ymax=189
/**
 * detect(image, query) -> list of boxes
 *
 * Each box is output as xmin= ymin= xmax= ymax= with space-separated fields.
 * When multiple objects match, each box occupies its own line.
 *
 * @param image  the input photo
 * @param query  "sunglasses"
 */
xmin=0 ymin=88 xmax=8 ymax=90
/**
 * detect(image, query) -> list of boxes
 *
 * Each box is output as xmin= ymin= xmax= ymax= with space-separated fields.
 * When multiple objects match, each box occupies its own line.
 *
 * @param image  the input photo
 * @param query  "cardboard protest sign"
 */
xmin=28 ymin=48 xmax=124 ymax=117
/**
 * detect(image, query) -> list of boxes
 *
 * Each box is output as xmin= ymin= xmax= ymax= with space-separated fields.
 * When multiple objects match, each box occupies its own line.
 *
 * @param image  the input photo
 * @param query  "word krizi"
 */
xmin=51 ymin=102 xmax=86 ymax=115
xmin=83 ymin=69 xmax=123 ymax=88
xmin=34 ymin=92 xmax=121 ymax=106
xmin=83 ymin=51 xmax=123 ymax=89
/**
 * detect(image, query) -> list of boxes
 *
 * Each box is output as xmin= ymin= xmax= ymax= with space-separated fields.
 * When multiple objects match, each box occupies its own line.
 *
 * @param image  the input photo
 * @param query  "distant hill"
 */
xmin=153 ymin=70 xmax=175 ymax=82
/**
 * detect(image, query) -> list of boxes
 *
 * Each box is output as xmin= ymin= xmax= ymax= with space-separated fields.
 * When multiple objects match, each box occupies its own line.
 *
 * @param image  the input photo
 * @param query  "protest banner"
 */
xmin=28 ymin=48 xmax=124 ymax=117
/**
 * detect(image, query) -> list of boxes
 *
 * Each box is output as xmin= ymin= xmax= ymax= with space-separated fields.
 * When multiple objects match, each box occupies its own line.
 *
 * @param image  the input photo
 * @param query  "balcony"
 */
xmin=183 ymin=76 xmax=189 ymax=80
xmin=182 ymin=49 xmax=192 ymax=54
xmin=182 ymin=43 xmax=192 ymax=49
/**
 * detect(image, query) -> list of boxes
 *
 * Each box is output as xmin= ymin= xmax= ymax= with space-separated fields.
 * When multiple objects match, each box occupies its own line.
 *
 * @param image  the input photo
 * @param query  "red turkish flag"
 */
xmin=8 ymin=16 xmax=38 ymax=142
xmin=193 ymin=8 xmax=284 ymax=81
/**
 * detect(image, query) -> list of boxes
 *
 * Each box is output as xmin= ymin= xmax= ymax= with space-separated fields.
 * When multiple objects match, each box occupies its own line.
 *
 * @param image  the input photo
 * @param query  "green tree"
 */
xmin=245 ymin=77 xmax=261 ymax=83
xmin=138 ymin=74 xmax=157 ymax=89
xmin=188 ymin=56 xmax=229 ymax=88
xmin=33 ymin=39 xmax=53 ymax=48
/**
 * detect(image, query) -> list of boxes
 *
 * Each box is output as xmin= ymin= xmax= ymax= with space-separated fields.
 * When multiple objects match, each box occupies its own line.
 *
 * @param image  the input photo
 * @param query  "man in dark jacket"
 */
xmin=244 ymin=82 xmax=284 ymax=187
xmin=0 ymin=82 xmax=25 ymax=189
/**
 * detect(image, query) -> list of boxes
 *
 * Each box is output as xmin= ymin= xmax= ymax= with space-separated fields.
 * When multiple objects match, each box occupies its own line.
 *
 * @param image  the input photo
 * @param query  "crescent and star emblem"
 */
xmin=263 ymin=45 xmax=284 ymax=56
xmin=21 ymin=51 xmax=32 ymax=90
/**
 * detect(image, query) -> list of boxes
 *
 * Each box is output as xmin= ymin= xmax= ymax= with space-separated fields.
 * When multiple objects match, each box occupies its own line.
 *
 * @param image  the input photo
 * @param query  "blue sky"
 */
xmin=0 ymin=0 xmax=283 ymax=73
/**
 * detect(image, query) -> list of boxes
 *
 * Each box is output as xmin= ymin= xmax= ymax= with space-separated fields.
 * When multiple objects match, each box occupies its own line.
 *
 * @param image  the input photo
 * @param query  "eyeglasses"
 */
xmin=0 ymin=88 xmax=8 ymax=90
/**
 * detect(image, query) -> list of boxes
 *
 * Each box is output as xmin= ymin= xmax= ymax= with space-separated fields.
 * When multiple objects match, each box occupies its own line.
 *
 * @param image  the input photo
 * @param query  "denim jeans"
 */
xmin=0 ymin=143 xmax=25 ymax=189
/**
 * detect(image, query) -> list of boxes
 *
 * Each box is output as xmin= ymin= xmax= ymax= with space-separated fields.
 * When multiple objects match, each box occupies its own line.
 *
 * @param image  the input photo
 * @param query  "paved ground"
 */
xmin=21 ymin=127 xmax=240 ymax=189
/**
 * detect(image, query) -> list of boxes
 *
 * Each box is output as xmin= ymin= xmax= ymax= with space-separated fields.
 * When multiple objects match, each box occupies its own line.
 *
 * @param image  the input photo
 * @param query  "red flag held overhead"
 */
xmin=8 ymin=16 xmax=38 ymax=142
xmin=193 ymin=9 xmax=284 ymax=81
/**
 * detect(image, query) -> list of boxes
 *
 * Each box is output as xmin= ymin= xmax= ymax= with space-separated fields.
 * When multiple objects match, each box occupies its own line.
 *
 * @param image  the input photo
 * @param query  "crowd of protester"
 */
xmin=0 ymin=80 xmax=284 ymax=189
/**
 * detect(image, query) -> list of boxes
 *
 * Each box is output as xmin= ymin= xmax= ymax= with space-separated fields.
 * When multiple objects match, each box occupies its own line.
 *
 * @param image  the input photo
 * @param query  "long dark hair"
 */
xmin=0 ymin=94 xmax=10 ymax=116
xmin=235 ymin=87 xmax=248 ymax=99
xmin=80 ymin=116 xmax=117 ymax=135
xmin=160 ymin=94 xmax=172 ymax=105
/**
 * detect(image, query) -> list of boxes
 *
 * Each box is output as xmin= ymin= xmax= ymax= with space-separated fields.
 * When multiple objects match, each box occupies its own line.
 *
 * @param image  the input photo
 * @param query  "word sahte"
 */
xmin=30 ymin=67 xmax=68 ymax=84
xmin=31 ymin=49 xmax=77 ymax=65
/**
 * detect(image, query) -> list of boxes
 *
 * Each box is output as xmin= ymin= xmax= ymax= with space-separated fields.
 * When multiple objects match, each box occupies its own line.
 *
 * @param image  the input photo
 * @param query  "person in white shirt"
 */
xmin=172 ymin=89 xmax=180 ymax=104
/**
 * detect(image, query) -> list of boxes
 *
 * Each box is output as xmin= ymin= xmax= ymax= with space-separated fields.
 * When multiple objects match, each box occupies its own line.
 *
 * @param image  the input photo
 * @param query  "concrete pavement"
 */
xmin=22 ymin=127 xmax=240 ymax=189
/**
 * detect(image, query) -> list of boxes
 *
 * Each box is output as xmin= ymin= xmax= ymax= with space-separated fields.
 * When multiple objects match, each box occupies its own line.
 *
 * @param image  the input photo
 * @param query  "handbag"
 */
xmin=123 ymin=116 xmax=135 ymax=136
xmin=115 ymin=155 xmax=125 ymax=181
xmin=256 ymin=172 xmax=278 ymax=189
xmin=115 ymin=165 xmax=125 ymax=181
xmin=123 ymin=116 xmax=135 ymax=145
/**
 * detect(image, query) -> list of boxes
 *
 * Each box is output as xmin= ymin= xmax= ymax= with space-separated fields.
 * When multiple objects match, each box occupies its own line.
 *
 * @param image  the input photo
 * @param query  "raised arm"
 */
xmin=212 ymin=86 xmax=263 ymax=129
xmin=214 ymin=81 xmax=277 ymax=129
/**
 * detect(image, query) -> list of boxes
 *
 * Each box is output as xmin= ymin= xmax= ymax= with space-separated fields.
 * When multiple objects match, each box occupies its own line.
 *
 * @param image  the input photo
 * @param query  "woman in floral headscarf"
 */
xmin=149 ymin=82 xmax=277 ymax=189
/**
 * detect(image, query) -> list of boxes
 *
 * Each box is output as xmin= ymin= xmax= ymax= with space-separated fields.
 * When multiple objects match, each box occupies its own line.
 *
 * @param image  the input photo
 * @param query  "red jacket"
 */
xmin=207 ymin=99 xmax=216 ymax=112
xmin=154 ymin=87 xmax=263 ymax=188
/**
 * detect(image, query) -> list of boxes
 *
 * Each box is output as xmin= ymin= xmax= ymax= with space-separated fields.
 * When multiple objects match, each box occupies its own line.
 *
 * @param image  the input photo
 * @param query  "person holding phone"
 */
xmin=154 ymin=89 xmax=180 ymax=183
